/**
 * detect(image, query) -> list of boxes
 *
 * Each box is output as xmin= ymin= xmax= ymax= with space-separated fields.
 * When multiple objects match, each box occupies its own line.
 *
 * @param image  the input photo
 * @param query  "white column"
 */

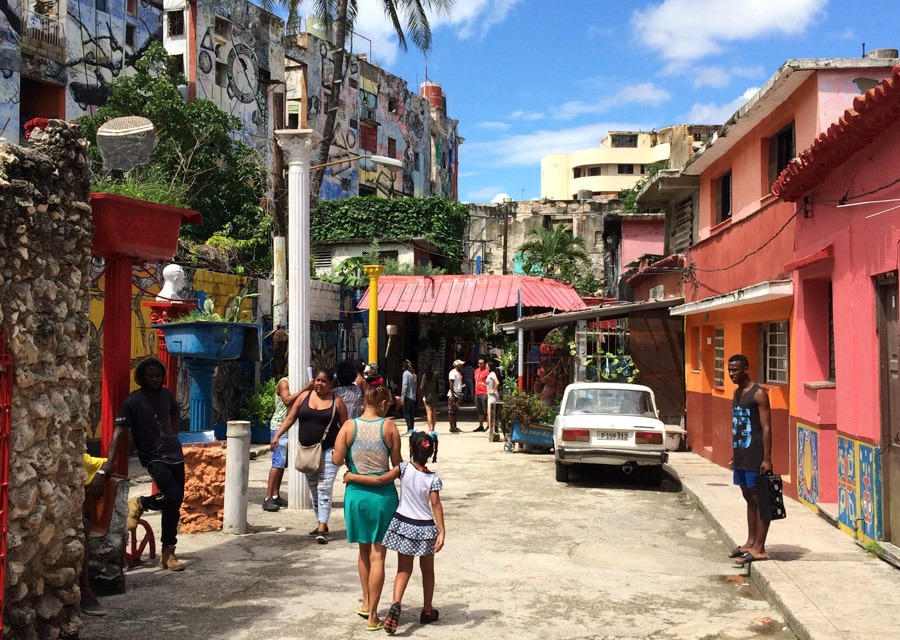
xmin=223 ymin=420 xmax=251 ymax=534
xmin=275 ymin=129 xmax=321 ymax=511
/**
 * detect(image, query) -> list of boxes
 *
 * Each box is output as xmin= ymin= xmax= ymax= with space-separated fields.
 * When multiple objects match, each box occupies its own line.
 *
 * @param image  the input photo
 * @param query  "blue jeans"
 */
xmin=403 ymin=397 xmax=416 ymax=431
xmin=305 ymin=447 xmax=339 ymax=524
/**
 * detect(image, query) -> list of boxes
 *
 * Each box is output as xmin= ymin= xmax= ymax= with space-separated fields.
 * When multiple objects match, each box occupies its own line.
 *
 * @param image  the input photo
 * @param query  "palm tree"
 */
xmin=516 ymin=225 xmax=592 ymax=285
xmin=265 ymin=0 xmax=454 ymax=207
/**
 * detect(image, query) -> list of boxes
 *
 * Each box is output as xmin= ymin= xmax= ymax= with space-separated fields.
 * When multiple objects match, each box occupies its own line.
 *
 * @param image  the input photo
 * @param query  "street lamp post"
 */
xmin=274 ymin=129 xmax=401 ymax=511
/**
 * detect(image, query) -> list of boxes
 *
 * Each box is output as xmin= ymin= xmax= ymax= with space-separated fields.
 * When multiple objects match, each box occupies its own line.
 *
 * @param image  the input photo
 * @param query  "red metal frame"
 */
xmin=0 ymin=330 xmax=12 ymax=635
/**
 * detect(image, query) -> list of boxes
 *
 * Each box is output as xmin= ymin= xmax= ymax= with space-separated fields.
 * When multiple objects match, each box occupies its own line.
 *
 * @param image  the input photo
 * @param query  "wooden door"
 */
xmin=877 ymin=272 xmax=900 ymax=541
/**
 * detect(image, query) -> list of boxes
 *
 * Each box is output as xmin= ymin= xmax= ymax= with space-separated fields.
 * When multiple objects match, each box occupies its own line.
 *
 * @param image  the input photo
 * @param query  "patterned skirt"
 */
xmin=382 ymin=512 xmax=438 ymax=556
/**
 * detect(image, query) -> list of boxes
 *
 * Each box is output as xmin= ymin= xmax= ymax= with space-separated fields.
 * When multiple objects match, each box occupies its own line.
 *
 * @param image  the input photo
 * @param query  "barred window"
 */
xmin=713 ymin=326 xmax=725 ymax=387
xmin=761 ymin=321 xmax=789 ymax=384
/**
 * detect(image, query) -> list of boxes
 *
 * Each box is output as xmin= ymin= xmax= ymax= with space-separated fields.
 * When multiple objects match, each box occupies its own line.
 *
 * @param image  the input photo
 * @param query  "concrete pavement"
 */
xmin=666 ymin=453 xmax=900 ymax=640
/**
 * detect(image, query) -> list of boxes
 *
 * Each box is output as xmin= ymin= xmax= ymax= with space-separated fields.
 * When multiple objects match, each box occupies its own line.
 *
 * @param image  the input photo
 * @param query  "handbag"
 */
xmin=294 ymin=398 xmax=337 ymax=474
xmin=756 ymin=473 xmax=787 ymax=522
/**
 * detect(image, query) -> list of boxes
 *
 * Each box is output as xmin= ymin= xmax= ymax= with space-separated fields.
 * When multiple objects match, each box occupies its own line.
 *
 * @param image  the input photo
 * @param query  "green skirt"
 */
xmin=344 ymin=482 xmax=399 ymax=544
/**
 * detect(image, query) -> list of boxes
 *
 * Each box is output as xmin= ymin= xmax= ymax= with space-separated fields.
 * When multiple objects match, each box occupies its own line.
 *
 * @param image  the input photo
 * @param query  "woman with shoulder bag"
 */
xmin=271 ymin=368 xmax=347 ymax=543
xmin=332 ymin=385 xmax=402 ymax=631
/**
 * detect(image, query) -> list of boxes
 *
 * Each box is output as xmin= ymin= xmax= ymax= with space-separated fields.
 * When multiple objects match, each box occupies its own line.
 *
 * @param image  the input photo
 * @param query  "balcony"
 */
xmin=22 ymin=10 xmax=66 ymax=60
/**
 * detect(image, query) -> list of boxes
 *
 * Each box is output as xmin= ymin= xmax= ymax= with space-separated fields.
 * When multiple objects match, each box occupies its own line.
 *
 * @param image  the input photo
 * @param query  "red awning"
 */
xmin=357 ymin=275 xmax=587 ymax=314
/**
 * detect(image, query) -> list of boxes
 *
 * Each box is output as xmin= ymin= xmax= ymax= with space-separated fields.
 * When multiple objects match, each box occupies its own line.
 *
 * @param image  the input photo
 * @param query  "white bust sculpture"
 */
xmin=157 ymin=264 xmax=186 ymax=301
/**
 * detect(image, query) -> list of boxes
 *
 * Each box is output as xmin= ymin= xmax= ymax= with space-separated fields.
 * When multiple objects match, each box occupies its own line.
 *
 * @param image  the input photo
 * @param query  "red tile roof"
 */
xmin=357 ymin=275 xmax=587 ymax=314
xmin=772 ymin=65 xmax=900 ymax=202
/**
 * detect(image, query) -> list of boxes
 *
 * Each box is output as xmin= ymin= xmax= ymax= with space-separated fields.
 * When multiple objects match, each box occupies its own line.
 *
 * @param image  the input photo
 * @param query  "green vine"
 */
xmin=311 ymin=197 xmax=468 ymax=272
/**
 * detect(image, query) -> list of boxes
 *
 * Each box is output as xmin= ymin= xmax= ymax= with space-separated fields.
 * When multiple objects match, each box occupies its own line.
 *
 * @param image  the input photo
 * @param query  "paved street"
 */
xmin=83 ymin=415 xmax=793 ymax=640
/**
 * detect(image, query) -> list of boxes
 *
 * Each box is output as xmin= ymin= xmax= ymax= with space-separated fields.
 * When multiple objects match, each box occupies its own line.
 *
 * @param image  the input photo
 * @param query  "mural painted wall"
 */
xmin=184 ymin=0 xmax=284 ymax=166
xmin=837 ymin=435 xmax=883 ymax=543
xmin=293 ymin=31 xmax=456 ymax=202
xmin=0 ymin=0 xmax=24 ymax=141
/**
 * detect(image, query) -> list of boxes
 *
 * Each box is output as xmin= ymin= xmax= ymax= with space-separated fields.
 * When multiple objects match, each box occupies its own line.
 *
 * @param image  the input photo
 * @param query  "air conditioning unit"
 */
xmin=649 ymin=285 xmax=665 ymax=301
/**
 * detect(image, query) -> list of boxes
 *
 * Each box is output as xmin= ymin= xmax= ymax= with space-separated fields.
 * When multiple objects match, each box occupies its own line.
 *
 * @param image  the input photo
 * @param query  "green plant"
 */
xmin=241 ymin=377 xmax=277 ymax=421
xmin=618 ymin=161 xmax=668 ymax=213
xmin=516 ymin=225 xmax=591 ymax=286
xmin=597 ymin=350 xmax=640 ymax=383
xmin=500 ymin=391 xmax=555 ymax=428
xmin=91 ymin=165 xmax=190 ymax=208
xmin=174 ymin=291 xmax=259 ymax=323
xmin=864 ymin=541 xmax=884 ymax=557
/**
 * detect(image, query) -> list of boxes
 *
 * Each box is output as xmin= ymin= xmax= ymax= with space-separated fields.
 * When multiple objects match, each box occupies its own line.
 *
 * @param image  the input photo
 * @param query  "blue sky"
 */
xmin=291 ymin=0 xmax=898 ymax=203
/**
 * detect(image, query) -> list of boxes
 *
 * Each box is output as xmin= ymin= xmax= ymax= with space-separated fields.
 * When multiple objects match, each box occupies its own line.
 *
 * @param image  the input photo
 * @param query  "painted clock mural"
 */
xmin=227 ymin=43 xmax=260 ymax=104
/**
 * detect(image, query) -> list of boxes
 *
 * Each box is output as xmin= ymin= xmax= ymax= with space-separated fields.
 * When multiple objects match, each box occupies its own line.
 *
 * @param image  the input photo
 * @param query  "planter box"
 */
xmin=90 ymin=192 xmax=201 ymax=261
xmin=155 ymin=321 xmax=260 ymax=361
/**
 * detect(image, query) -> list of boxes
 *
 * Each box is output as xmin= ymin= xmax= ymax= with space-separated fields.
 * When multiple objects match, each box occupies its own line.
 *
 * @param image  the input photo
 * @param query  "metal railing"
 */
xmin=22 ymin=10 xmax=66 ymax=49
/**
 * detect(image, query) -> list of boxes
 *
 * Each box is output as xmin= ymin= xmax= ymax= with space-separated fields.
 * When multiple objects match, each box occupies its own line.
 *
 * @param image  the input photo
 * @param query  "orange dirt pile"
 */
xmin=180 ymin=443 xmax=227 ymax=533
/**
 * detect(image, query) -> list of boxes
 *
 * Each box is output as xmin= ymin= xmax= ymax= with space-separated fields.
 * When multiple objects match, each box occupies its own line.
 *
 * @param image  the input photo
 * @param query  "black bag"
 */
xmin=757 ymin=473 xmax=787 ymax=522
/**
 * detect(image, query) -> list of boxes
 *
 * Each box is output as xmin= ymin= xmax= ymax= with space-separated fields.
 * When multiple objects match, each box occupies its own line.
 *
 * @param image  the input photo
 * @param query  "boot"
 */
xmin=159 ymin=545 xmax=185 ymax=571
xmin=126 ymin=497 xmax=144 ymax=531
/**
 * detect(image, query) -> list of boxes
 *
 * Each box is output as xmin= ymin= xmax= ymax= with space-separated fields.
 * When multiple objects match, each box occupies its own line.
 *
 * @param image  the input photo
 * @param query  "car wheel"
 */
xmin=555 ymin=460 xmax=570 ymax=483
xmin=644 ymin=466 xmax=663 ymax=486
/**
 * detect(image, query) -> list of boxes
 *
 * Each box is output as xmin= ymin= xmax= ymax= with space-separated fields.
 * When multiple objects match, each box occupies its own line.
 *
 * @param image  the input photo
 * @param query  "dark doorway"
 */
xmin=877 ymin=271 xmax=900 ymax=541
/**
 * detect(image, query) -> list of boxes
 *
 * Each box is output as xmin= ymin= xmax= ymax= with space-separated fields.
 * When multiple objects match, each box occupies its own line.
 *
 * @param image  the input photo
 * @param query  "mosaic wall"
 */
xmin=797 ymin=424 xmax=819 ymax=506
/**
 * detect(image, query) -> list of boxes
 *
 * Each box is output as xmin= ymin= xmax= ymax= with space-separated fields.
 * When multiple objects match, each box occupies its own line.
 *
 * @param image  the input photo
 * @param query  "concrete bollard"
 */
xmin=223 ymin=420 xmax=251 ymax=534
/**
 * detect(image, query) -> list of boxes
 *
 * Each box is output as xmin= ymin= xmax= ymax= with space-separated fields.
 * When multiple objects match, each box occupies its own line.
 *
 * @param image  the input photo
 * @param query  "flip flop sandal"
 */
xmin=365 ymin=622 xmax=384 ymax=631
xmin=356 ymin=608 xmax=370 ymax=619
xmin=734 ymin=552 xmax=767 ymax=566
xmin=728 ymin=546 xmax=744 ymax=558
xmin=385 ymin=602 xmax=401 ymax=635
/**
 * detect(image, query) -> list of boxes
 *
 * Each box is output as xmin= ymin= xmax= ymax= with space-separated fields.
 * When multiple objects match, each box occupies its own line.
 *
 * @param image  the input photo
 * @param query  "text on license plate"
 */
xmin=596 ymin=431 xmax=629 ymax=441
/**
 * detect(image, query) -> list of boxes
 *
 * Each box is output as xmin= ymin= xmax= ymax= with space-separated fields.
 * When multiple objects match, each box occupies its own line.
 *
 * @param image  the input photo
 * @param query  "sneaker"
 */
xmin=80 ymin=596 xmax=107 ymax=617
xmin=308 ymin=526 xmax=329 ymax=536
xmin=316 ymin=531 xmax=329 ymax=544
xmin=473 ymin=426 xmax=486 ymax=432
xmin=272 ymin=495 xmax=288 ymax=508
xmin=262 ymin=497 xmax=280 ymax=512
xmin=449 ymin=427 xmax=462 ymax=433
xmin=420 ymin=608 xmax=439 ymax=625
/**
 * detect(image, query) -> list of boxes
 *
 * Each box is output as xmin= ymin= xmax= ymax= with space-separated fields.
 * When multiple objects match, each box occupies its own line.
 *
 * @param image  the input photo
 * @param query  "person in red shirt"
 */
xmin=472 ymin=358 xmax=489 ymax=432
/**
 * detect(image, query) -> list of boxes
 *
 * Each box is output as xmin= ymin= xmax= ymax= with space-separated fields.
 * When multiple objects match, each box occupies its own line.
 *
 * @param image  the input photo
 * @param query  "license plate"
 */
xmin=596 ymin=431 xmax=629 ymax=441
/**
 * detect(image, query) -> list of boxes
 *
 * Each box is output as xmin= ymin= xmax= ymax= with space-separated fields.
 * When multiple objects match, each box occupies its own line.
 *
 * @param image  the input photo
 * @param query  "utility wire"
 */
xmin=689 ymin=210 xmax=800 ymax=273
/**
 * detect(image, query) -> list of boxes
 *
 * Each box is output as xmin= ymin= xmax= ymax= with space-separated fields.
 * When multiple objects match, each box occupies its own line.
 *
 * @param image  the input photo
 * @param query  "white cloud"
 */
xmin=476 ymin=121 xmax=512 ymax=131
xmin=685 ymin=87 xmax=759 ymax=124
xmin=509 ymin=83 xmax=670 ymax=122
xmin=462 ymin=121 xmax=647 ymax=169
xmin=464 ymin=185 xmax=506 ymax=202
xmin=490 ymin=192 xmax=512 ymax=204
xmin=632 ymin=0 xmax=827 ymax=63
xmin=430 ymin=0 xmax=524 ymax=40
xmin=690 ymin=66 xmax=732 ymax=89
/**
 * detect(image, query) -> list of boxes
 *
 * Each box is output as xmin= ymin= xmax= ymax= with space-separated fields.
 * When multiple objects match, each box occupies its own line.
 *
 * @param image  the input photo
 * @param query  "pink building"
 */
xmin=773 ymin=65 xmax=900 ymax=545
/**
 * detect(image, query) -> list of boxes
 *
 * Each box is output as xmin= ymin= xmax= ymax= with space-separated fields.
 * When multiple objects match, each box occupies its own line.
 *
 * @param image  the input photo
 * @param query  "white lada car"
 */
xmin=554 ymin=382 xmax=668 ymax=485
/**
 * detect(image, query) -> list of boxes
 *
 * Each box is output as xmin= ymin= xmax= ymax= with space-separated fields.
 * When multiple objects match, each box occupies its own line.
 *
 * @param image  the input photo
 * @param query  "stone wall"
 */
xmin=0 ymin=121 xmax=94 ymax=638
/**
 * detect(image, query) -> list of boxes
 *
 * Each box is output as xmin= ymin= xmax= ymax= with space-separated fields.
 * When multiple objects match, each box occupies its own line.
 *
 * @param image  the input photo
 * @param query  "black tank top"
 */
xmin=732 ymin=384 xmax=763 ymax=470
xmin=296 ymin=392 xmax=341 ymax=450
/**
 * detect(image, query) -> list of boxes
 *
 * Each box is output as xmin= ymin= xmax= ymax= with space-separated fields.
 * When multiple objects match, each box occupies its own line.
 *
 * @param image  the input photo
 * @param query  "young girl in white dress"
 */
xmin=344 ymin=431 xmax=445 ymax=635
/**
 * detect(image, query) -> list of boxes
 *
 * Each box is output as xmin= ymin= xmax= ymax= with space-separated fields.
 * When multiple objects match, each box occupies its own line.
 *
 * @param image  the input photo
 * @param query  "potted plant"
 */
xmin=157 ymin=292 xmax=260 ymax=361
xmin=500 ymin=390 xmax=555 ymax=431
xmin=220 ymin=377 xmax=276 ymax=443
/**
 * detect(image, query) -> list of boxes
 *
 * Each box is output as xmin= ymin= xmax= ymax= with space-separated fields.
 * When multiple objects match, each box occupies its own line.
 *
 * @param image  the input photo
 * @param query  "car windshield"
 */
xmin=562 ymin=388 xmax=656 ymax=418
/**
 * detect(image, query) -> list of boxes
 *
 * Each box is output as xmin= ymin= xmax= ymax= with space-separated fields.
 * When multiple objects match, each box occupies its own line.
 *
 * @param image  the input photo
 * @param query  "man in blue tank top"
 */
xmin=728 ymin=354 xmax=772 ymax=566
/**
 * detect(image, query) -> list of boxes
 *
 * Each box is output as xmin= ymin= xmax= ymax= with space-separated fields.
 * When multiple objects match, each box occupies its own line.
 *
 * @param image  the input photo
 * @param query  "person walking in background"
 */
xmin=462 ymin=362 xmax=475 ymax=403
xmin=420 ymin=366 xmax=439 ymax=432
xmin=344 ymin=431 xmax=445 ymax=635
xmin=263 ymin=370 xmax=307 ymax=512
xmin=334 ymin=359 xmax=365 ymax=421
xmin=271 ymin=368 xmax=348 ymax=543
xmin=485 ymin=361 xmax=502 ymax=440
xmin=401 ymin=359 xmax=418 ymax=434
xmin=81 ymin=453 xmax=111 ymax=616
xmin=473 ymin=358 xmax=489 ymax=432
xmin=332 ymin=385 xmax=402 ymax=632
xmin=106 ymin=357 xmax=186 ymax=571
xmin=365 ymin=363 xmax=385 ymax=388
xmin=727 ymin=354 xmax=773 ymax=567
xmin=447 ymin=360 xmax=465 ymax=433
xmin=355 ymin=360 xmax=369 ymax=395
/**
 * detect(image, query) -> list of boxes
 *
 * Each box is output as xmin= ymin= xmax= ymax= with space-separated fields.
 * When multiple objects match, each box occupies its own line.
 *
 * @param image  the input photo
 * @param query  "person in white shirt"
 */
xmin=447 ymin=360 xmax=465 ymax=433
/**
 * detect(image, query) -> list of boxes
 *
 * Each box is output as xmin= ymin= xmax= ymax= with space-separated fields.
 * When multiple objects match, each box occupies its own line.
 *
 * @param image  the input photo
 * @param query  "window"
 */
xmin=388 ymin=96 xmax=398 ymax=113
xmin=360 ymin=90 xmax=377 ymax=121
xmin=313 ymin=249 xmax=332 ymax=274
xmin=760 ymin=321 xmax=789 ymax=384
xmin=360 ymin=123 xmax=377 ymax=153
xmin=169 ymin=54 xmax=184 ymax=76
xmin=588 ymin=166 xmax=602 ymax=176
xmin=214 ymin=16 xmax=232 ymax=39
xmin=640 ymin=164 xmax=647 ymax=174
xmin=126 ymin=0 xmax=138 ymax=16
xmin=618 ymin=164 xmax=635 ymax=175
xmin=573 ymin=168 xmax=583 ymax=179
xmin=716 ymin=170 xmax=732 ymax=223
xmin=611 ymin=134 xmax=638 ymax=148
xmin=713 ymin=326 xmax=725 ymax=387
xmin=768 ymin=121 xmax=795 ymax=187
xmin=167 ymin=11 xmax=184 ymax=37
xmin=215 ymin=62 xmax=227 ymax=88
xmin=594 ymin=230 xmax=603 ymax=246
xmin=96 ymin=0 xmax=108 ymax=13
xmin=125 ymin=24 xmax=136 ymax=48
xmin=387 ymin=137 xmax=397 ymax=159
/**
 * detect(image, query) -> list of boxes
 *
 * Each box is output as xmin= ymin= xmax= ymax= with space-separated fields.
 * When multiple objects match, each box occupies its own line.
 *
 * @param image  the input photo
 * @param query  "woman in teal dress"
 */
xmin=332 ymin=385 xmax=402 ymax=631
